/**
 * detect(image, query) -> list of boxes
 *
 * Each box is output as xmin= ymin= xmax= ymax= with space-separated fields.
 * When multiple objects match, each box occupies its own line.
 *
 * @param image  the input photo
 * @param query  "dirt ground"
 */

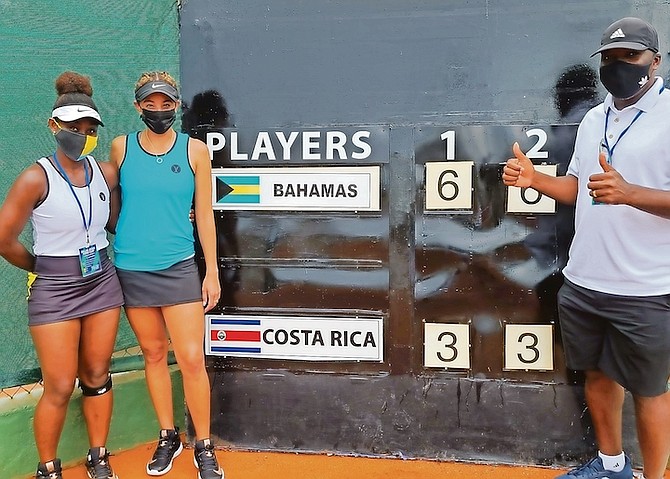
xmin=60 ymin=440 xmax=568 ymax=479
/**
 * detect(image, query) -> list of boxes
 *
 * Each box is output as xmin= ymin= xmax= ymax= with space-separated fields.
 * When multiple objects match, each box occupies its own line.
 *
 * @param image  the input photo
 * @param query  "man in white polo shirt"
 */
xmin=503 ymin=16 xmax=670 ymax=479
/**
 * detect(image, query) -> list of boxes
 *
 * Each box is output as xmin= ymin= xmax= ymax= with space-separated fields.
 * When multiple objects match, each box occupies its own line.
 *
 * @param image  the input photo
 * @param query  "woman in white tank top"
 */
xmin=0 ymin=71 xmax=123 ymax=479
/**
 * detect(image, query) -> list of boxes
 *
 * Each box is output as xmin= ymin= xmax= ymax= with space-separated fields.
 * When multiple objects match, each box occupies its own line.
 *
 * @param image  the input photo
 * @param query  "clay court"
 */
xmin=59 ymin=441 xmax=568 ymax=479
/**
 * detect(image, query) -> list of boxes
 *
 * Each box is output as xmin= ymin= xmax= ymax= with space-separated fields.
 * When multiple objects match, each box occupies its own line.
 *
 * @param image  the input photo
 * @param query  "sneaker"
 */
xmin=85 ymin=447 xmax=118 ymax=479
xmin=193 ymin=438 xmax=224 ymax=479
xmin=555 ymin=455 xmax=633 ymax=479
xmin=35 ymin=459 xmax=62 ymax=479
xmin=147 ymin=428 xmax=184 ymax=476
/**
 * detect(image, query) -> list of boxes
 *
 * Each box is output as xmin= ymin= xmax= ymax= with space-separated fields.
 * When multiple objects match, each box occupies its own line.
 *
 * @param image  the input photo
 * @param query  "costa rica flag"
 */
xmin=208 ymin=317 xmax=262 ymax=354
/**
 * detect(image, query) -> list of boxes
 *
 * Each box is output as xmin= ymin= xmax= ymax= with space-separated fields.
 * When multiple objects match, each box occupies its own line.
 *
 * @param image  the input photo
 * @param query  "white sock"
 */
xmin=598 ymin=450 xmax=626 ymax=472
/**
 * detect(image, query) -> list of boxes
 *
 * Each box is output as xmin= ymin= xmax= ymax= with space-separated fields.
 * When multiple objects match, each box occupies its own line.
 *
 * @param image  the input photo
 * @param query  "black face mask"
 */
xmin=599 ymin=61 xmax=652 ymax=100
xmin=140 ymin=109 xmax=176 ymax=134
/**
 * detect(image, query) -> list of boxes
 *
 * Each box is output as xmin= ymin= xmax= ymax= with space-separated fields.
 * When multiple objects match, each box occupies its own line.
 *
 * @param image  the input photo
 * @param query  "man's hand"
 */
xmin=587 ymin=151 xmax=630 ymax=204
xmin=502 ymin=142 xmax=534 ymax=188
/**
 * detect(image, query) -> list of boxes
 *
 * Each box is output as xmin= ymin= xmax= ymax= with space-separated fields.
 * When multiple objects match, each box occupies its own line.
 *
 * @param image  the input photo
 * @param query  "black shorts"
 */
xmin=557 ymin=279 xmax=670 ymax=397
xmin=116 ymin=257 xmax=202 ymax=308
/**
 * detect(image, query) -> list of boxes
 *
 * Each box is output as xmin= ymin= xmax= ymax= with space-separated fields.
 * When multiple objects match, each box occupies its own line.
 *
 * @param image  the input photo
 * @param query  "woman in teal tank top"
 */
xmin=109 ymin=71 xmax=224 ymax=479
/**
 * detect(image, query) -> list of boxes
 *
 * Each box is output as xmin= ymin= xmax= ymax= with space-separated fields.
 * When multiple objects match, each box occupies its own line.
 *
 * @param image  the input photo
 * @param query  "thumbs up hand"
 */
xmin=587 ymin=151 xmax=629 ymax=204
xmin=502 ymin=142 xmax=534 ymax=188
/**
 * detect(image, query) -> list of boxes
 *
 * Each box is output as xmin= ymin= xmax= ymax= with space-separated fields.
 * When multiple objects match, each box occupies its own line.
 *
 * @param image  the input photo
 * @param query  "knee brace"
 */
xmin=79 ymin=374 xmax=112 ymax=397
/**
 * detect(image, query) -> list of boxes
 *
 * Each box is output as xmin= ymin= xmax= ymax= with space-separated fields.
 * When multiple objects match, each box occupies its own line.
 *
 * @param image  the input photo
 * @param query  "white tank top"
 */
xmin=31 ymin=156 xmax=110 ymax=256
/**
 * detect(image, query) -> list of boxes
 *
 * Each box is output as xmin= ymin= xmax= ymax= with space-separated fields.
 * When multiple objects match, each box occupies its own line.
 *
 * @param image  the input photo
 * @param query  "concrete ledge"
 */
xmin=208 ymin=371 xmax=654 ymax=469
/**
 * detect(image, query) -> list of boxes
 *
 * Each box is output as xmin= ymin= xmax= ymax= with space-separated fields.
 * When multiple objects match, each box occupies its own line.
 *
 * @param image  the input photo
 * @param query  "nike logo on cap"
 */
xmin=151 ymin=83 xmax=161 ymax=88
xmin=610 ymin=28 xmax=625 ymax=39
xmin=76 ymin=107 xmax=88 ymax=112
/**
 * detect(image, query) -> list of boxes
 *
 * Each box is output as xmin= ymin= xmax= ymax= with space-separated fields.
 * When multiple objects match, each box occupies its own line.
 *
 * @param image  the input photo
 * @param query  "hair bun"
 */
xmin=55 ymin=71 xmax=93 ymax=97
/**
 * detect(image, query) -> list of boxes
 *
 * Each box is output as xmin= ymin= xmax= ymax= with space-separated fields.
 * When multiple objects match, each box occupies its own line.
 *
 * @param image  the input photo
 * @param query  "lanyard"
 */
xmin=601 ymin=81 xmax=666 ymax=160
xmin=52 ymin=152 xmax=93 ymax=244
xmin=602 ymin=107 xmax=644 ymax=162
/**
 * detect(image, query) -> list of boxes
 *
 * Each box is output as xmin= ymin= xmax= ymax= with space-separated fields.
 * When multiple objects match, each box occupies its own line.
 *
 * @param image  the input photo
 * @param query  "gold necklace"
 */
xmin=143 ymin=130 xmax=173 ymax=164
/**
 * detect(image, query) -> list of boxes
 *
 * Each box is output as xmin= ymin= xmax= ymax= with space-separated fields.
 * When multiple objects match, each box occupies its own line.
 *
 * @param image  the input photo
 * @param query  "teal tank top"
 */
xmin=114 ymin=132 xmax=195 ymax=271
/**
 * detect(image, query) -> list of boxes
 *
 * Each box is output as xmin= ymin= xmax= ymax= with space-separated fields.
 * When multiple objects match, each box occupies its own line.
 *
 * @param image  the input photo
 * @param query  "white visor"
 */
xmin=52 ymin=105 xmax=103 ymax=126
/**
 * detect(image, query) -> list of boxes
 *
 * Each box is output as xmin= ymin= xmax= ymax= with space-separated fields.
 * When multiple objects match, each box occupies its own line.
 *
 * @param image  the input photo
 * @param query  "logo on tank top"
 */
xmin=171 ymin=164 xmax=181 ymax=173
xmin=99 ymin=192 xmax=106 ymax=201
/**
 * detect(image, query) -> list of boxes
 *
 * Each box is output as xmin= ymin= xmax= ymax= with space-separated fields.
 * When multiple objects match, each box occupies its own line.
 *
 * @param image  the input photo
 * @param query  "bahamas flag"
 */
xmin=216 ymin=175 xmax=260 ymax=204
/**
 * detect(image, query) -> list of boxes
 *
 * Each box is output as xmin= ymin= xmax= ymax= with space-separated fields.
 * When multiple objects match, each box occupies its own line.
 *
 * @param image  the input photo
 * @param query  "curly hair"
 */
xmin=52 ymin=71 xmax=98 ymax=111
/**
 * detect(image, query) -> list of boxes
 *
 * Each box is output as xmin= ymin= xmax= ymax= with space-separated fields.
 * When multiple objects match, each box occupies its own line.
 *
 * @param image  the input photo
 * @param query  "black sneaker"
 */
xmin=85 ymin=447 xmax=118 ymax=479
xmin=35 ymin=459 xmax=62 ymax=479
xmin=193 ymin=438 xmax=224 ymax=479
xmin=147 ymin=428 xmax=184 ymax=476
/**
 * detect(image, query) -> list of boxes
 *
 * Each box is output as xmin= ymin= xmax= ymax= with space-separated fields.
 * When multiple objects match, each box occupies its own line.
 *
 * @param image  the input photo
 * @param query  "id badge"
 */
xmin=599 ymin=139 xmax=611 ymax=166
xmin=79 ymin=244 xmax=102 ymax=277
xmin=592 ymin=140 xmax=609 ymax=206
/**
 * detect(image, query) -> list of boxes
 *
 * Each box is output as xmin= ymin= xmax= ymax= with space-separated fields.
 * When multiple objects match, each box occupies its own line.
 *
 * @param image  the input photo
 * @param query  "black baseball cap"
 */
xmin=591 ymin=17 xmax=659 ymax=57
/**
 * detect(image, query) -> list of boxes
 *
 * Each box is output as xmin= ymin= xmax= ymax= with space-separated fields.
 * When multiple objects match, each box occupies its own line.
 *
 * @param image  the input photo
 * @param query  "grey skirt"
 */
xmin=116 ymin=257 xmax=202 ymax=308
xmin=29 ymin=249 xmax=124 ymax=326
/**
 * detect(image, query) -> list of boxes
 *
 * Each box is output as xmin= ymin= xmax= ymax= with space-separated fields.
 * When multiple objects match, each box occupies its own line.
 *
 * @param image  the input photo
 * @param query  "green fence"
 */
xmin=0 ymin=0 xmax=180 ymax=392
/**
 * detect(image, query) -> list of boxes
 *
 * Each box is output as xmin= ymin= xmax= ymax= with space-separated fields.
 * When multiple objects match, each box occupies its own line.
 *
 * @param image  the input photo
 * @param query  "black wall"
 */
xmin=179 ymin=0 xmax=670 ymax=466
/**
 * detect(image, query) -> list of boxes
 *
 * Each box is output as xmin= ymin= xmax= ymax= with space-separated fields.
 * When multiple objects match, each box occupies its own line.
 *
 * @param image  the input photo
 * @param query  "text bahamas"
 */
xmin=274 ymin=183 xmax=357 ymax=198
